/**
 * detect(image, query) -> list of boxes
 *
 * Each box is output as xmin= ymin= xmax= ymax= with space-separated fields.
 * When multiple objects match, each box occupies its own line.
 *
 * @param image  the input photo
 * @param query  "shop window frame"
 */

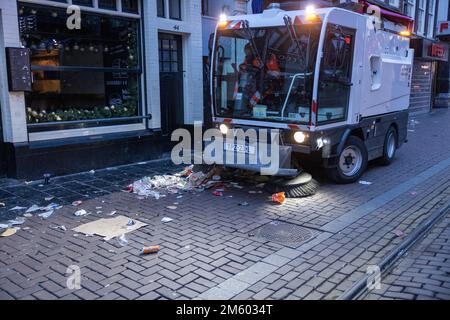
xmin=26 ymin=0 xmax=141 ymax=16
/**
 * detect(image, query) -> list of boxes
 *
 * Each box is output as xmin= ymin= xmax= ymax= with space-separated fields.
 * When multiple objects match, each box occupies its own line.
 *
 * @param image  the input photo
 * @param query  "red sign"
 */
xmin=438 ymin=21 xmax=450 ymax=36
xmin=430 ymin=44 xmax=446 ymax=59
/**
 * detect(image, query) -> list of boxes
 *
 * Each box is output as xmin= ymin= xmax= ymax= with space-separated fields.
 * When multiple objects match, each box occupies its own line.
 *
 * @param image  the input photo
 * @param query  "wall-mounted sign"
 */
xmin=6 ymin=47 xmax=32 ymax=92
xmin=411 ymin=39 xmax=449 ymax=62
xmin=437 ymin=21 xmax=450 ymax=37
xmin=430 ymin=44 xmax=447 ymax=59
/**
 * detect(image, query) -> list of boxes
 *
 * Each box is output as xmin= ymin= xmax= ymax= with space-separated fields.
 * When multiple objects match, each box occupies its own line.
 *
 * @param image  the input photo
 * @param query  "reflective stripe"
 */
xmin=250 ymin=91 xmax=261 ymax=107
xmin=232 ymin=81 xmax=239 ymax=100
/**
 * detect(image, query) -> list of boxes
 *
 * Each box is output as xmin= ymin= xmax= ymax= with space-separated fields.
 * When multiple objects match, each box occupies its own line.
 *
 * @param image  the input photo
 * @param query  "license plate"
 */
xmin=224 ymin=143 xmax=256 ymax=155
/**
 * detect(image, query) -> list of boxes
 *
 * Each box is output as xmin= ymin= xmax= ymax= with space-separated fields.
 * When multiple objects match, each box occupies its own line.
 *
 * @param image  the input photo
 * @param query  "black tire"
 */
xmin=265 ymin=172 xmax=319 ymax=198
xmin=327 ymin=136 xmax=368 ymax=184
xmin=379 ymin=126 xmax=398 ymax=166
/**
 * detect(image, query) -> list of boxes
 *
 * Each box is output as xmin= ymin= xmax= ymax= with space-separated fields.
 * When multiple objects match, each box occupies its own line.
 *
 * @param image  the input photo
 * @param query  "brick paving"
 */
xmin=364 ymin=213 xmax=450 ymax=300
xmin=0 ymin=110 xmax=450 ymax=300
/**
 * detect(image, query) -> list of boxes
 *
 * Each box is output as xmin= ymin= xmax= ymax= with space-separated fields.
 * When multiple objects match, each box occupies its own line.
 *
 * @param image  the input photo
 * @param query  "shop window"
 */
xmin=19 ymin=3 xmax=142 ymax=131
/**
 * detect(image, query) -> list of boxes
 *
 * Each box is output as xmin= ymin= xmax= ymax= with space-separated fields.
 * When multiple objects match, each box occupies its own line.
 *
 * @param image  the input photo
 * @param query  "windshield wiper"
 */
xmin=283 ymin=15 xmax=312 ymax=118
xmin=284 ymin=16 xmax=304 ymax=59
xmin=241 ymin=20 xmax=264 ymax=69
xmin=283 ymin=15 xmax=311 ymax=77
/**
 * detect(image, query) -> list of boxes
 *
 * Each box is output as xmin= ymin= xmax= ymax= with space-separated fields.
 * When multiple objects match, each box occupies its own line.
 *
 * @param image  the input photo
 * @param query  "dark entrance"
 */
xmin=159 ymin=33 xmax=184 ymax=136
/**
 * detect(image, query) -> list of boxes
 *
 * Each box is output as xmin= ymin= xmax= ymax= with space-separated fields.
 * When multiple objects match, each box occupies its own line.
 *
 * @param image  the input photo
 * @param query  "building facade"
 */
xmin=435 ymin=0 xmax=450 ymax=108
xmin=0 ymin=0 xmax=204 ymax=179
xmin=406 ymin=0 xmax=448 ymax=115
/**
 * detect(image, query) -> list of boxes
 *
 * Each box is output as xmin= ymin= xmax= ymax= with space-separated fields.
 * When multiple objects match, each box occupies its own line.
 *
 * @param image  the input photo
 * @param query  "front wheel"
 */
xmin=327 ymin=136 xmax=368 ymax=184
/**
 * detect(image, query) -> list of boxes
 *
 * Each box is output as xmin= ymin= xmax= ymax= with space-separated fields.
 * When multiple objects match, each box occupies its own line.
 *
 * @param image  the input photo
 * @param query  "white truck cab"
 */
xmin=209 ymin=3 xmax=414 ymax=184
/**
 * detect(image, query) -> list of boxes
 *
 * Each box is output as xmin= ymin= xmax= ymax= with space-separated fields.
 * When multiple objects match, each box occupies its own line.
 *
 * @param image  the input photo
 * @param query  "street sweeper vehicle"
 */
xmin=208 ymin=4 xmax=413 ymax=197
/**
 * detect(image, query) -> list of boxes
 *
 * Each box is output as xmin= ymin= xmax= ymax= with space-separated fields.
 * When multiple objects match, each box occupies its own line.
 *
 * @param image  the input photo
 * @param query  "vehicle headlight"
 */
xmin=219 ymin=124 xmax=229 ymax=135
xmin=294 ymin=131 xmax=306 ymax=144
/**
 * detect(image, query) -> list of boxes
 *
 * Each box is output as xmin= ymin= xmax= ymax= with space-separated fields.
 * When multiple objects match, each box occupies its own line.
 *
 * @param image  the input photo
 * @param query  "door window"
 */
xmin=317 ymin=24 xmax=355 ymax=124
xmin=159 ymin=36 xmax=181 ymax=73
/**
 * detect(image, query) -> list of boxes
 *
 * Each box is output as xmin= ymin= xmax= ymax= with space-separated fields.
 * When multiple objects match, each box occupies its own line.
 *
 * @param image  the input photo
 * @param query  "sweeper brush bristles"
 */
xmin=265 ymin=172 xmax=319 ymax=198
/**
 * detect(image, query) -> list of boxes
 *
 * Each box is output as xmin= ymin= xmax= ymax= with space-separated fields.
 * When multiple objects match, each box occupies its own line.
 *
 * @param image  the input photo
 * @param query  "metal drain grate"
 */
xmin=253 ymin=221 xmax=319 ymax=248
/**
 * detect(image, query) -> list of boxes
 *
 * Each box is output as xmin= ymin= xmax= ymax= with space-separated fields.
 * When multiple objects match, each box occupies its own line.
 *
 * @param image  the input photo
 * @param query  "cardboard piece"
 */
xmin=72 ymin=216 xmax=147 ymax=241
xmin=1 ymin=228 xmax=17 ymax=237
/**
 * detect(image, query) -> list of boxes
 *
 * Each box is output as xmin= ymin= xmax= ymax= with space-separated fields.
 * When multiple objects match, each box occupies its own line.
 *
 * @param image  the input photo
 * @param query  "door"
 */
xmin=159 ymin=33 xmax=184 ymax=136
xmin=317 ymin=24 xmax=355 ymax=124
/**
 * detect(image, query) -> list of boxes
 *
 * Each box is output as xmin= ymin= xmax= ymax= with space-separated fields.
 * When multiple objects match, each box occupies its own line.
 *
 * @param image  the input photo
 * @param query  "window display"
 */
xmin=18 ymin=3 xmax=142 ymax=131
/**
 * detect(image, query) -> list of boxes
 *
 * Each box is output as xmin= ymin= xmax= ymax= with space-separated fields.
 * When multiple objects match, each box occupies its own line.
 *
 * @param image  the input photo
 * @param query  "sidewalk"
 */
xmin=1 ymin=110 xmax=450 ymax=300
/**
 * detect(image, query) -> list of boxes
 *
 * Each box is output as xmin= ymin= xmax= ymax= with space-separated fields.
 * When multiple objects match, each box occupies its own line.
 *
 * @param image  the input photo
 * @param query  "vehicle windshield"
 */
xmin=213 ymin=24 xmax=321 ymax=124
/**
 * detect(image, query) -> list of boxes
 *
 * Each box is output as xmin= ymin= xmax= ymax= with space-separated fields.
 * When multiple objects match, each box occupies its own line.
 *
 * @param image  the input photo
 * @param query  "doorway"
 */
xmin=159 ymin=33 xmax=184 ymax=136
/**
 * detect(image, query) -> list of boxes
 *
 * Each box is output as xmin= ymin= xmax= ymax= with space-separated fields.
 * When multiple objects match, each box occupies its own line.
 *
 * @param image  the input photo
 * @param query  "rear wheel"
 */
xmin=379 ymin=126 xmax=398 ymax=166
xmin=327 ymin=136 xmax=368 ymax=184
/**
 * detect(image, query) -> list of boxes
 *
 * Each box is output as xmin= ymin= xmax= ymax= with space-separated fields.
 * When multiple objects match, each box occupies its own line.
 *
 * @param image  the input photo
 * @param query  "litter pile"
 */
xmin=126 ymin=165 xmax=299 ymax=205
xmin=129 ymin=165 xmax=230 ymax=199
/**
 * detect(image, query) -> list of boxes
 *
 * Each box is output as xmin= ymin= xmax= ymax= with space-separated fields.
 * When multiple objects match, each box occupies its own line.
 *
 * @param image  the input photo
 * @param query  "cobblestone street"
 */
xmin=1 ymin=110 xmax=450 ymax=300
